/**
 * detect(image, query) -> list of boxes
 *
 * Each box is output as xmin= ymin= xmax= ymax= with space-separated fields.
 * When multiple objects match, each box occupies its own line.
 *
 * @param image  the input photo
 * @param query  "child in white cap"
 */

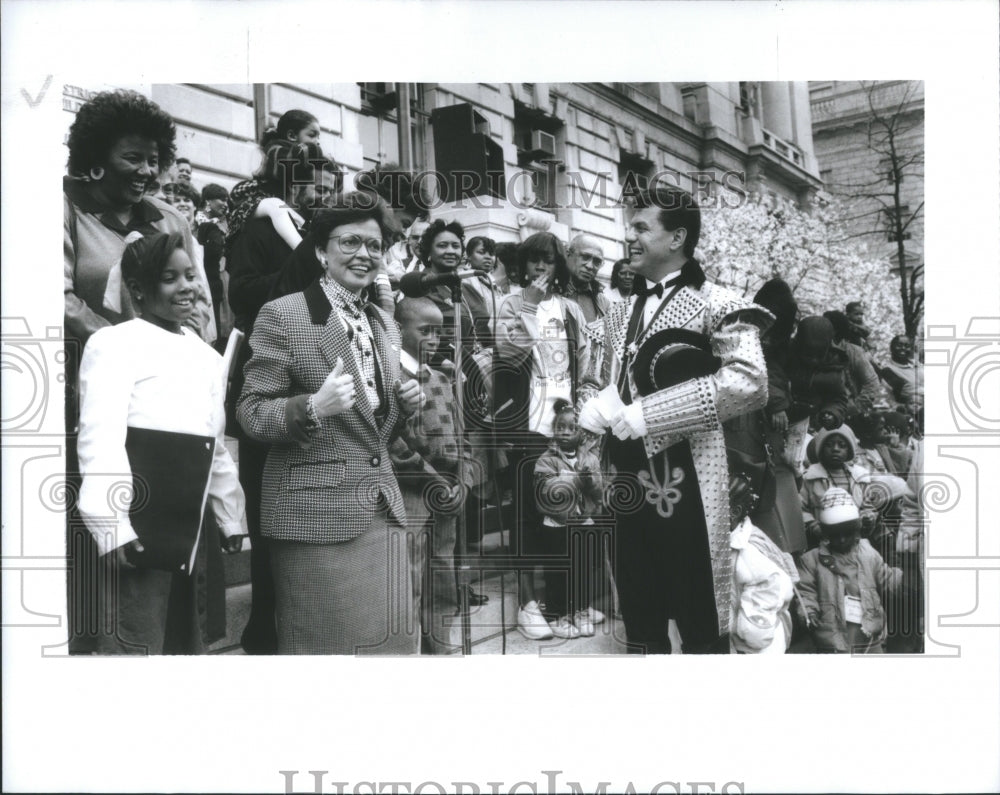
xmin=800 ymin=424 xmax=877 ymax=547
xmin=796 ymin=487 xmax=903 ymax=653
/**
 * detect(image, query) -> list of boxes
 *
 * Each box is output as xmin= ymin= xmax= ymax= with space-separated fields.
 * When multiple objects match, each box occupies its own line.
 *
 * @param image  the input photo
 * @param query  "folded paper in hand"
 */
xmin=580 ymin=385 xmax=627 ymax=433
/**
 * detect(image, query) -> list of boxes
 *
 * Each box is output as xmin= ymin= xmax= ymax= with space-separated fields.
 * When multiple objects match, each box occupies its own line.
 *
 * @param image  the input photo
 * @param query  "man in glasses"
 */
xmin=565 ymin=234 xmax=611 ymax=325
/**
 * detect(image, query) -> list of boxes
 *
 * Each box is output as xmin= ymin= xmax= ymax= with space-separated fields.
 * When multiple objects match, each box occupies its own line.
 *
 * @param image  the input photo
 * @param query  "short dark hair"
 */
xmin=163 ymin=181 xmax=200 ymax=205
xmin=494 ymin=242 xmax=518 ymax=270
xmin=823 ymin=310 xmax=851 ymax=342
xmin=845 ymin=301 xmax=864 ymax=315
xmin=466 ymin=236 xmax=496 ymax=257
xmin=882 ymin=410 xmax=911 ymax=436
xmin=308 ymin=192 xmax=400 ymax=248
xmin=354 ymin=164 xmax=420 ymax=215
xmin=609 ymin=258 xmax=632 ymax=290
xmin=121 ymin=231 xmax=186 ymax=294
xmin=394 ymin=296 xmax=441 ymax=327
xmin=418 ymin=219 xmax=465 ymax=264
xmin=66 ymin=89 xmax=177 ymax=178
xmin=261 ymin=109 xmax=319 ymax=148
xmin=175 ymin=157 xmax=191 ymax=167
xmin=201 ymin=183 xmax=229 ymax=203
xmin=516 ymin=232 xmax=570 ymax=294
xmin=631 ymin=185 xmax=701 ymax=258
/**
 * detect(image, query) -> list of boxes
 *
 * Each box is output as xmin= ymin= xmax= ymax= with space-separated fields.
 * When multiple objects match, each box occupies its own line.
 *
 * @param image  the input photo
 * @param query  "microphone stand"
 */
xmin=450 ymin=276 xmax=473 ymax=655
xmin=449 ymin=265 xmax=510 ymax=654
xmin=486 ymin=276 xmax=508 ymax=654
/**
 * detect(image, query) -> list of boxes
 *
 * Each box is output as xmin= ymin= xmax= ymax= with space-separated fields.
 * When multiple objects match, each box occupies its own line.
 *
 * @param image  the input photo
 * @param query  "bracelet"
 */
xmin=306 ymin=394 xmax=320 ymax=425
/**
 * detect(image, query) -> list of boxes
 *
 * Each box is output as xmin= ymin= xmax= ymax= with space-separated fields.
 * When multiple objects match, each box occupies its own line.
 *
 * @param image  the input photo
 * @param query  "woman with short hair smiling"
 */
xmin=237 ymin=193 xmax=423 ymax=654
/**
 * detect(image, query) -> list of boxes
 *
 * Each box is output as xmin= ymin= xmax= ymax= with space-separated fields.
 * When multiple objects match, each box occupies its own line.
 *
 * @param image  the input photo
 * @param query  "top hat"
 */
xmin=632 ymin=328 xmax=721 ymax=398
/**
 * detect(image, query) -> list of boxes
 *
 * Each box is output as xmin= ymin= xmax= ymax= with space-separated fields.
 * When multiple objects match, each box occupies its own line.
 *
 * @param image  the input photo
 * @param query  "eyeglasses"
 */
xmin=328 ymin=235 xmax=386 ymax=257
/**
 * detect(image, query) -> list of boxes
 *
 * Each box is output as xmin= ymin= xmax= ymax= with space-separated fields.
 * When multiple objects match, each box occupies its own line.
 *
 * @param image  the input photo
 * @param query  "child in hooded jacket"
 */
xmin=797 ymin=488 xmax=903 ymax=653
xmin=800 ymin=424 xmax=877 ymax=546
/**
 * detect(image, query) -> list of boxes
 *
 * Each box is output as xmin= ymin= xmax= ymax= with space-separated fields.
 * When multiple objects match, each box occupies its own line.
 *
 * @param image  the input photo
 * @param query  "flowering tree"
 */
xmin=697 ymin=193 xmax=903 ymax=355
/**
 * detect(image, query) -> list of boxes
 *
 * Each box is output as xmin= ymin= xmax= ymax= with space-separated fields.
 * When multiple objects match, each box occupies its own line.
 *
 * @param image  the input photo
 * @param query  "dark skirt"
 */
xmin=270 ymin=511 xmax=416 ymax=655
xmin=94 ymin=510 xmax=226 ymax=655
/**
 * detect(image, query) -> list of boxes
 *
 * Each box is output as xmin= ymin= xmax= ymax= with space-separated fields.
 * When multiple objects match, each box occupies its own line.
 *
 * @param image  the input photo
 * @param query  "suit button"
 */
xmin=371 ymin=456 xmax=380 ymax=467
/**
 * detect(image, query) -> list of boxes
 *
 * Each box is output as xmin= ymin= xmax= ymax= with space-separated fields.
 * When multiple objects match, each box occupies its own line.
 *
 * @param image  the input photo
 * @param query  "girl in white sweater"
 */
xmin=77 ymin=231 xmax=245 ymax=654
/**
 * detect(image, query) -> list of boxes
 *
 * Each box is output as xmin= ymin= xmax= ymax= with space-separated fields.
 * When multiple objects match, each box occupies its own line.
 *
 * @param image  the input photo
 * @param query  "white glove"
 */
xmin=578 ymin=397 xmax=609 ymax=433
xmin=610 ymin=401 xmax=647 ymax=440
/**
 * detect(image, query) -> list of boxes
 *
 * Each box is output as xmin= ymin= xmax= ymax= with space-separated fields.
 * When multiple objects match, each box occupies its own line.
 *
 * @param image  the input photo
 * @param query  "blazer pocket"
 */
xmin=286 ymin=460 xmax=347 ymax=491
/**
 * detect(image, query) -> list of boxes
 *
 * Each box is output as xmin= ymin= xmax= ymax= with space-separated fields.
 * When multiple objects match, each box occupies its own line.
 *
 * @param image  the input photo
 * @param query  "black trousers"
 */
xmin=238 ymin=435 xmax=277 ymax=654
xmin=608 ymin=436 xmax=725 ymax=654
xmin=505 ymin=432 xmax=550 ymax=557
xmin=533 ymin=522 xmax=610 ymax=622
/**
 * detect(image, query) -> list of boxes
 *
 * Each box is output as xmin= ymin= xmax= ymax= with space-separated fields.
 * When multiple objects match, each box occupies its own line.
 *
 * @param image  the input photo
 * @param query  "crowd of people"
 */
xmin=64 ymin=90 xmax=925 ymax=656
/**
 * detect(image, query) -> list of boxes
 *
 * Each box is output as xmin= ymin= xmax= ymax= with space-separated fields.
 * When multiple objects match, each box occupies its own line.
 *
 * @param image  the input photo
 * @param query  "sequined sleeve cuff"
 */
xmin=640 ymin=376 xmax=719 ymax=456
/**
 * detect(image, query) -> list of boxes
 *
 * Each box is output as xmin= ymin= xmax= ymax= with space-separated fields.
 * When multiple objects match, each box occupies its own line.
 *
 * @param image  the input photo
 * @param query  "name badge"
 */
xmin=844 ymin=594 xmax=863 ymax=624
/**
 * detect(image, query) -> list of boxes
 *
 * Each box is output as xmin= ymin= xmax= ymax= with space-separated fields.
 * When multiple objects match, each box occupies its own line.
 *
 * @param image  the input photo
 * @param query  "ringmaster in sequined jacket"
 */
xmin=588 ymin=259 xmax=770 ymax=647
xmin=584 ymin=253 xmax=772 ymax=653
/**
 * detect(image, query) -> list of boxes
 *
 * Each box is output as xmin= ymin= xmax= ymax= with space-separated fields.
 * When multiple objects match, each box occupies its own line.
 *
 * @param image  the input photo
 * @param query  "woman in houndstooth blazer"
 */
xmin=237 ymin=195 xmax=423 ymax=654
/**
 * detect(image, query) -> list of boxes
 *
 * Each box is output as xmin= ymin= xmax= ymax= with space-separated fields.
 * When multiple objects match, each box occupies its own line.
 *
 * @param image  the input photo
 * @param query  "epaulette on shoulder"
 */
xmin=703 ymin=283 xmax=774 ymax=333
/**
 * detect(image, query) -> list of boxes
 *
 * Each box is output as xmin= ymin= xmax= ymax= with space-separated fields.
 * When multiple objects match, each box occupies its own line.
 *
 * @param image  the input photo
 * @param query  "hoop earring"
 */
xmin=89 ymin=166 xmax=105 ymax=182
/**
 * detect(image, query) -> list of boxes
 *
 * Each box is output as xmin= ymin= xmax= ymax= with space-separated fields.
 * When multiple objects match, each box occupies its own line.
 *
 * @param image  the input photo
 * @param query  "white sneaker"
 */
xmin=517 ymin=600 xmax=554 ymax=640
xmin=585 ymin=606 xmax=606 ymax=625
xmin=572 ymin=610 xmax=596 ymax=637
xmin=550 ymin=615 xmax=581 ymax=639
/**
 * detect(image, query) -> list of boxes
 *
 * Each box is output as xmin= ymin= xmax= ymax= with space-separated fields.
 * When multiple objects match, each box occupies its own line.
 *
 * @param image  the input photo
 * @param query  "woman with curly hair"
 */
xmin=63 ymin=89 xmax=216 ymax=653
xmin=64 ymin=89 xmax=215 ymax=353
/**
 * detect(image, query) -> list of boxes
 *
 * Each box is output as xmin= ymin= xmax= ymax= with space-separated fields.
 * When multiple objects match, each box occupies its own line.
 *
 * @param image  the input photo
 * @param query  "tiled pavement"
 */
xmin=210 ymin=542 xmax=632 ymax=656
xmin=214 ymin=436 xmax=645 ymax=656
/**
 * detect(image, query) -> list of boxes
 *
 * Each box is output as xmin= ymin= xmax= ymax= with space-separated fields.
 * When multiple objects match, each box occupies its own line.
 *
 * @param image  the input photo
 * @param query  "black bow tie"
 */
xmin=634 ymin=281 xmax=664 ymax=299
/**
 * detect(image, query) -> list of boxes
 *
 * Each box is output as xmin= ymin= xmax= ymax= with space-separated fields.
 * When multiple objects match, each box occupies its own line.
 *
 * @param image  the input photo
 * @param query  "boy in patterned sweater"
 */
xmin=389 ymin=297 xmax=475 ymax=653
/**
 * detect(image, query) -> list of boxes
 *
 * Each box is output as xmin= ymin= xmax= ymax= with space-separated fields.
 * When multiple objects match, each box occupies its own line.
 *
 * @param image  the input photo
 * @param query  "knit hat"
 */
xmin=822 ymin=310 xmax=851 ymax=342
xmin=793 ymin=315 xmax=834 ymax=358
xmin=818 ymin=487 xmax=860 ymax=527
xmin=806 ymin=424 xmax=858 ymax=464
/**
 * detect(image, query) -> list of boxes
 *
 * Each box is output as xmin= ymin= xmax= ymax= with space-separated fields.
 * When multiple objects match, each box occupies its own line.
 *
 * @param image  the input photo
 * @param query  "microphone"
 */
xmin=398 ymin=269 xmax=480 ymax=297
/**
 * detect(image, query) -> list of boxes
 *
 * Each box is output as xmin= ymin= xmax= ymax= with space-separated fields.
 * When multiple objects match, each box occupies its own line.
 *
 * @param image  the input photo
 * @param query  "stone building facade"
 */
xmin=62 ymin=81 xmax=822 ymax=274
xmin=809 ymin=80 xmax=925 ymax=312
